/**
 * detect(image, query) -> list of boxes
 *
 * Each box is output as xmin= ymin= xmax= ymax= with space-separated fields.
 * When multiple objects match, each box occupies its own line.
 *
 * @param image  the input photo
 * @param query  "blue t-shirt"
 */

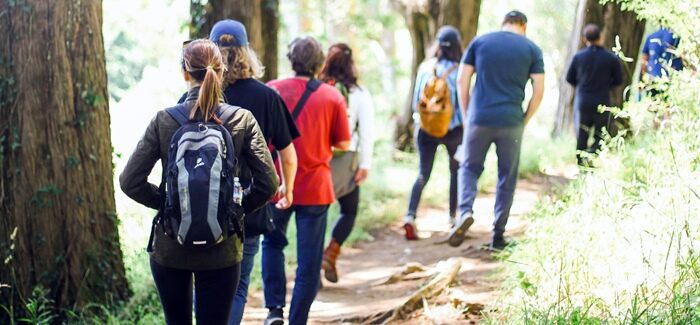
xmin=412 ymin=58 xmax=463 ymax=130
xmin=642 ymin=28 xmax=683 ymax=78
xmin=461 ymin=31 xmax=544 ymax=127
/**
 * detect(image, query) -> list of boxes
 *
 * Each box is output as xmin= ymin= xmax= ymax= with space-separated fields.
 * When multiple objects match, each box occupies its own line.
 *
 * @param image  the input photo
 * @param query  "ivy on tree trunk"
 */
xmin=0 ymin=0 xmax=130 ymax=319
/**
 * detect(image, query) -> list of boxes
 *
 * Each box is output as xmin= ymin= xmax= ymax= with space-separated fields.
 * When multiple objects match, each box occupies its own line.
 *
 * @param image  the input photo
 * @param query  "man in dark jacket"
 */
xmin=566 ymin=24 xmax=623 ymax=166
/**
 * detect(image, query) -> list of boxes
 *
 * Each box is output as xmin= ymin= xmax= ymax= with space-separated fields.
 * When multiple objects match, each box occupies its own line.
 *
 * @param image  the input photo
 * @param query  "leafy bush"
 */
xmin=490 ymin=1 xmax=700 ymax=322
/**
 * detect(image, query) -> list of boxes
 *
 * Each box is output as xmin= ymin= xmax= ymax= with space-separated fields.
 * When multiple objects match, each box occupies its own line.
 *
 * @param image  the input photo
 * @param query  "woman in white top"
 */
xmin=318 ymin=43 xmax=375 ymax=283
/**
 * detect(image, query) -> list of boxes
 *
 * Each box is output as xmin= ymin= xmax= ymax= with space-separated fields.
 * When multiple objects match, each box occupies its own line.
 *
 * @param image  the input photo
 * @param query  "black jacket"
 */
xmin=566 ymin=45 xmax=623 ymax=107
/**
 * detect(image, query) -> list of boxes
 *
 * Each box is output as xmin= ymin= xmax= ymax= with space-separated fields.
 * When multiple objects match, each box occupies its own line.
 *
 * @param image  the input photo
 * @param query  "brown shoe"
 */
xmin=322 ymin=238 xmax=341 ymax=283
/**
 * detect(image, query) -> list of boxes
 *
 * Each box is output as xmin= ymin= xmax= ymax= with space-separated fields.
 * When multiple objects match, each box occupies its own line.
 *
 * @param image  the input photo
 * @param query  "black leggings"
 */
xmin=150 ymin=259 xmax=241 ymax=325
xmin=331 ymin=186 xmax=360 ymax=245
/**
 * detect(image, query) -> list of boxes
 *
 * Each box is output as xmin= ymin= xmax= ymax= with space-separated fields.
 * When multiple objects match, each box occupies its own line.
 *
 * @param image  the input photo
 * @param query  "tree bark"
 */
xmin=0 ymin=0 xmax=129 ymax=318
xmin=392 ymin=0 xmax=482 ymax=151
xmin=553 ymin=0 xmax=645 ymax=137
xmin=260 ymin=0 xmax=279 ymax=82
xmin=190 ymin=0 xmax=280 ymax=82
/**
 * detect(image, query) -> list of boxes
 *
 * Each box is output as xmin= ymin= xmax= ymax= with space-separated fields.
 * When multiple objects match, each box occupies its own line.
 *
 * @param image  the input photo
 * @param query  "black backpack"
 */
xmin=147 ymin=103 xmax=243 ymax=251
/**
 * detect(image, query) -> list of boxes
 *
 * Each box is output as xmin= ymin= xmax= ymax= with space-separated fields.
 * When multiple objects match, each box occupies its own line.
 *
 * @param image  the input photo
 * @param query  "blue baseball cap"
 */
xmin=437 ymin=26 xmax=461 ymax=48
xmin=209 ymin=19 xmax=249 ymax=47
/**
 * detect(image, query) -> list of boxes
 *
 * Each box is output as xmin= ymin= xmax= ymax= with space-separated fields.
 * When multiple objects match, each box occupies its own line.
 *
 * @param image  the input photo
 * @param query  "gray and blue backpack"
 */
xmin=148 ymin=103 xmax=244 ymax=251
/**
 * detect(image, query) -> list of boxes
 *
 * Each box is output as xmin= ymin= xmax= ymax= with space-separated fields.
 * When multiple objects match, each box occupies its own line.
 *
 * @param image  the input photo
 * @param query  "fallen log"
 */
xmin=362 ymin=258 xmax=462 ymax=324
xmin=376 ymin=262 xmax=430 ymax=285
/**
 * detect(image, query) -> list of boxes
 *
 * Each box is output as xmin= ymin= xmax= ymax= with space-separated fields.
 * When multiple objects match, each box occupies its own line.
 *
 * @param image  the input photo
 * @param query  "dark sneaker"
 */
xmin=447 ymin=213 xmax=474 ymax=247
xmin=489 ymin=237 xmax=513 ymax=251
xmin=264 ymin=307 xmax=284 ymax=325
xmin=403 ymin=220 xmax=419 ymax=240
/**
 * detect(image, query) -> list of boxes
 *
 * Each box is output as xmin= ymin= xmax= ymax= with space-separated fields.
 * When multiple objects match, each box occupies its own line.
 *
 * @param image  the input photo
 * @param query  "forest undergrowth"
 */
xmin=489 ymin=1 xmax=700 ymax=323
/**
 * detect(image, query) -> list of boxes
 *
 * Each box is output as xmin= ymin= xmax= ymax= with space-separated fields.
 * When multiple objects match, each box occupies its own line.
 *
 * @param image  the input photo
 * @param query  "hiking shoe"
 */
xmin=264 ymin=307 xmax=284 ymax=325
xmin=447 ymin=213 xmax=474 ymax=247
xmin=403 ymin=219 xmax=419 ymax=241
xmin=448 ymin=215 xmax=457 ymax=227
xmin=489 ymin=237 xmax=514 ymax=251
xmin=322 ymin=238 xmax=341 ymax=283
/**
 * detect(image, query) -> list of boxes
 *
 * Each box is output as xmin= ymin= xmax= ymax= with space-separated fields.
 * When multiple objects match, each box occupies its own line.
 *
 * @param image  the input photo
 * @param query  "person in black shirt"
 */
xmin=566 ymin=24 xmax=623 ymax=166
xmin=178 ymin=20 xmax=299 ymax=325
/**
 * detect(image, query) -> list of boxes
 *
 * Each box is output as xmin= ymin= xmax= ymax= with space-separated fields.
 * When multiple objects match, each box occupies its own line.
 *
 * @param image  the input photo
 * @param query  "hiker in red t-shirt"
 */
xmin=262 ymin=36 xmax=351 ymax=325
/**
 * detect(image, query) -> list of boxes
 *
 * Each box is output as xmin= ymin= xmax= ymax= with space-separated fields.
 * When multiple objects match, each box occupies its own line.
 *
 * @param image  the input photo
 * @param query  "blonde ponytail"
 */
xmin=193 ymin=65 xmax=223 ymax=124
xmin=181 ymin=39 xmax=225 ymax=124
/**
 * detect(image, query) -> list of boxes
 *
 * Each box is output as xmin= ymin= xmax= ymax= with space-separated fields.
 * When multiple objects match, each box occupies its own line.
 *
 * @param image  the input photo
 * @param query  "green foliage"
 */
xmin=30 ymin=185 xmax=62 ymax=209
xmin=18 ymin=287 xmax=55 ymax=325
xmin=103 ymin=0 xmax=182 ymax=102
xmin=278 ymin=0 xmax=411 ymax=118
xmin=0 ymin=286 xmax=55 ymax=325
xmin=65 ymin=155 xmax=80 ymax=170
xmin=489 ymin=0 xmax=700 ymax=319
xmin=189 ymin=0 xmax=206 ymax=37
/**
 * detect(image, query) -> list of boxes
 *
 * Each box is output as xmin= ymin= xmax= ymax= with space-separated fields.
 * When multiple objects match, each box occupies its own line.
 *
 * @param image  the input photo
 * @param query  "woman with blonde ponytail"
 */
xmin=119 ymin=39 xmax=278 ymax=325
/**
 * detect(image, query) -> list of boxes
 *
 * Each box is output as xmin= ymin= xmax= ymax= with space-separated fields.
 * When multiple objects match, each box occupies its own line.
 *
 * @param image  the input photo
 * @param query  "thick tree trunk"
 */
xmin=0 ymin=0 xmax=129 ymax=318
xmin=392 ymin=0 xmax=482 ymax=151
xmin=553 ymin=0 xmax=645 ymax=137
xmin=190 ymin=0 xmax=279 ymax=82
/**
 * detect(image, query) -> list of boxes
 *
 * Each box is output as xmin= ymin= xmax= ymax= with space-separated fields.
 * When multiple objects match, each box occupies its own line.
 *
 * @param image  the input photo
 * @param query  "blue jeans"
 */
xmin=406 ymin=127 xmax=463 ymax=219
xmin=457 ymin=124 xmax=523 ymax=240
xmin=228 ymin=235 xmax=260 ymax=325
xmin=262 ymin=204 xmax=329 ymax=325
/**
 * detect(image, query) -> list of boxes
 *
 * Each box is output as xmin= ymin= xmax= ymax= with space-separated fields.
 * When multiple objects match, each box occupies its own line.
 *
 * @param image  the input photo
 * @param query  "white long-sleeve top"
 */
xmin=347 ymin=86 xmax=375 ymax=169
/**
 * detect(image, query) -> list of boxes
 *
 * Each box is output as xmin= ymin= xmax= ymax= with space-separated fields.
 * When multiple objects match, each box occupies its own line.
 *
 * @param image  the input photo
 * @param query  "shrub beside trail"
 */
xmin=490 ymin=0 xmax=700 ymax=322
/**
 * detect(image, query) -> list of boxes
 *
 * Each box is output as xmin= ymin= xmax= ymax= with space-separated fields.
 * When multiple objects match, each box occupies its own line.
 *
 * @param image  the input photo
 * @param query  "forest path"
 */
xmin=242 ymin=174 xmax=569 ymax=324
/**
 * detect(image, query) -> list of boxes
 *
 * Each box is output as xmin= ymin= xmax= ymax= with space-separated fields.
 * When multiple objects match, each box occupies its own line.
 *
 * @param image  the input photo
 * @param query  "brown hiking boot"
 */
xmin=322 ymin=238 xmax=341 ymax=283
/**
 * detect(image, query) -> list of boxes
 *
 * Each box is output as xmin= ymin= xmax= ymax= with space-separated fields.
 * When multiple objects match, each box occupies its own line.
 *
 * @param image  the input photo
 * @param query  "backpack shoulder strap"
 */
xmin=440 ymin=63 xmax=459 ymax=79
xmin=165 ymin=104 xmax=190 ymax=126
xmin=217 ymin=104 xmax=240 ymax=124
xmin=292 ymin=79 xmax=321 ymax=120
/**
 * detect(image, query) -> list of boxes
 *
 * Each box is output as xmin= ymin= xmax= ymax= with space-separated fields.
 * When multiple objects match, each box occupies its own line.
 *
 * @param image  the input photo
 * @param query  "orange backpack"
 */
xmin=417 ymin=63 xmax=458 ymax=138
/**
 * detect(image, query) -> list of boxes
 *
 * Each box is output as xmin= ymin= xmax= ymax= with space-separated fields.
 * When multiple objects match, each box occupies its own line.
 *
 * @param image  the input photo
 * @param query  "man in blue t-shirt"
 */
xmin=447 ymin=10 xmax=545 ymax=251
xmin=641 ymin=27 xmax=683 ymax=79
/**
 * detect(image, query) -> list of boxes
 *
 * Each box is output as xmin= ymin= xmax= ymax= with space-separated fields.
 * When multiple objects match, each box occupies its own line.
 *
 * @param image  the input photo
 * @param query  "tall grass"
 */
xmin=488 ymin=51 xmax=700 ymax=324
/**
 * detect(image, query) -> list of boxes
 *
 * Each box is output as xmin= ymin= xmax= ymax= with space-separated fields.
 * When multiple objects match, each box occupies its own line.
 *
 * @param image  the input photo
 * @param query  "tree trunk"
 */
xmin=553 ymin=0 xmax=645 ymax=137
xmin=392 ymin=0 xmax=482 ymax=151
xmin=190 ymin=0 xmax=279 ymax=82
xmin=0 ymin=0 xmax=130 ymax=318
xmin=260 ymin=0 xmax=279 ymax=82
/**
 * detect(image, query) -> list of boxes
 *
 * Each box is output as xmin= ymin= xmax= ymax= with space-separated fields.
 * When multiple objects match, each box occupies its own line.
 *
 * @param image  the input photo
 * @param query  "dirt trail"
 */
xmin=242 ymin=176 xmax=564 ymax=324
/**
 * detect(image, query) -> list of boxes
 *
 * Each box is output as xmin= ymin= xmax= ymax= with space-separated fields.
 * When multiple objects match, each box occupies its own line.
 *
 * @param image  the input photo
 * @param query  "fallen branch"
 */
xmin=376 ymin=262 xmax=430 ymax=285
xmin=362 ymin=258 xmax=462 ymax=324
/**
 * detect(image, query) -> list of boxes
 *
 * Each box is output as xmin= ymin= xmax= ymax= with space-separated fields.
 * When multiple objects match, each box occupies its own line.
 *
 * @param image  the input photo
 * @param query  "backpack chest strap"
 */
xmin=166 ymin=103 xmax=239 ymax=126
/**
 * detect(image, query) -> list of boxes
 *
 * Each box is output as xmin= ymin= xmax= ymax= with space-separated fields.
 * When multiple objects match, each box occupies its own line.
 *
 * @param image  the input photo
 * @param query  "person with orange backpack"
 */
xmin=403 ymin=26 xmax=464 ymax=240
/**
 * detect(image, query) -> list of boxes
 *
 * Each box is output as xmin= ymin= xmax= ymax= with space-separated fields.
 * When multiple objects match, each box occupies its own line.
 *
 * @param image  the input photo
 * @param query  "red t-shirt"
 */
xmin=267 ymin=77 xmax=351 ymax=205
